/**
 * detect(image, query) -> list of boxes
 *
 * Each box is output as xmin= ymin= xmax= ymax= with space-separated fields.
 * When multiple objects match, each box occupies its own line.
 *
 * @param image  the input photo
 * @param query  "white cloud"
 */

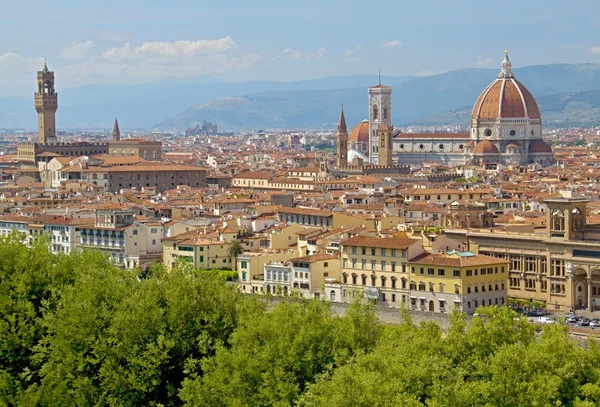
xmin=272 ymin=47 xmax=326 ymax=61
xmin=588 ymin=46 xmax=600 ymax=54
xmin=416 ymin=70 xmax=435 ymax=77
xmin=344 ymin=46 xmax=362 ymax=62
xmin=381 ymin=40 xmax=402 ymax=49
xmin=0 ymin=53 xmax=44 ymax=96
xmin=59 ymin=40 xmax=94 ymax=59
xmin=475 ymin=55 xmax=493 ymax=66
xmin=102 ymin=37 xmax=237 ymax=59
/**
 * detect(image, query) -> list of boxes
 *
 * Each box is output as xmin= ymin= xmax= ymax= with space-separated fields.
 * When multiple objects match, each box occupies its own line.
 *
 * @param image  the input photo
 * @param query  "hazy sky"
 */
xmin=2 ymin=0 xmax=600 ymax=95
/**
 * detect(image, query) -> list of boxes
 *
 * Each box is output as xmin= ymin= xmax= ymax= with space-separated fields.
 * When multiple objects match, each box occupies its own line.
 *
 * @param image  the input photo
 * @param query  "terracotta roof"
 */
xmin=529 ymin=139 xmax=553 ymax=154
xmin=349 ymin=120 xmax=369 ymax=143
xmin=233 ymin=171 xmax=274 ymax=180
xmin=472 ymin=78 xmax=541 ymax=120
xmin=409 ymin=252 xmax=508 ymax=267
xmin=394 ymin=132 xmax=470 ymax=140
xmin=103 ymin=164 xmax=204 ymax=172
xmin=472 ymin=140 xmax=499 ymax=155
xmin=289 ymin=254 xmax=336 ymax=263
xmin=340 ymin=236 xmax=419 ymax=250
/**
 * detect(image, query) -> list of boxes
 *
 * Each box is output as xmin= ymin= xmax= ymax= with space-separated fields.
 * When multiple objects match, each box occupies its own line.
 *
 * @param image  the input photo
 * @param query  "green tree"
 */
xmin=227 ymin=239 xmax=244 ymax=271
xmin=180 ymin=299 xmax=382 ymax=406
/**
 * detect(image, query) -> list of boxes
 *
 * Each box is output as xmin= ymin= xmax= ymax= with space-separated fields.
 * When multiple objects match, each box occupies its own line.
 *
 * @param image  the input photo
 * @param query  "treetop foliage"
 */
xmin=1 ymin=232 xmax=600 ymax=406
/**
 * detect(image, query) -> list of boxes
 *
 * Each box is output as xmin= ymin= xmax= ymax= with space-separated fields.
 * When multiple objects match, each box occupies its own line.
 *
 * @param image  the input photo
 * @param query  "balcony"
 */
xmin=80 ymin=238 xmax=125 ymax=250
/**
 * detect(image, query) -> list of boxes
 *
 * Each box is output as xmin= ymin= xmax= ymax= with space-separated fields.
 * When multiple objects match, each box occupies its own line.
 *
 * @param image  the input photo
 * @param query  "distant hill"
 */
xmin=4 ymin=64 xmax=600 ymax=130
xmin=159 ymin=64 xmax=600 ymax=131
xmin=410 ymin=90 xmax=600 ymax=128
xmin=0 ymin=75 xmax=412 ymax=130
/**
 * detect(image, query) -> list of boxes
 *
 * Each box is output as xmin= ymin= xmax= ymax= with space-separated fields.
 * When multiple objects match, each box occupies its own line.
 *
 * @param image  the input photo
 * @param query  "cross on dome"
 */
xmin=498 ymin=49 xmax=513 ymax=79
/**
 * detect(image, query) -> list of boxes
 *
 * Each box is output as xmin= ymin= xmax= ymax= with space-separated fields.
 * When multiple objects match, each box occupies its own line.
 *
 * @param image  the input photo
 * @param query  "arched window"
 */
xmin=342 ymin=273 xmax=348 ymax=284
xmin=383 ymin=108 xmax=387 ymax=120
xmin=380 ymin=276 xmax=386 ymax=287
xmin=370 ymin=274 xmax=376 ymax=286
xmin=330 ymin=290 xmax=336 ymax=301
xmin=352 ymin=274 xmax=357 ymax=285
xmin=361 ymin=274 xmax=367 ymax=285
xmin=152 ymin=151 xmax=157 ymax=160
xmin=373 ymin=104 xmax=378 ymax=120
xmin=143 ymin=151 xmax=148 ymax=159
xmin=92 ymin=173 xmax=97 ymax=180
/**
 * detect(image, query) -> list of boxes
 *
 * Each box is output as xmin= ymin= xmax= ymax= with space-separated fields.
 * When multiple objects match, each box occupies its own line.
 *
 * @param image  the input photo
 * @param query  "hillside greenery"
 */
xmin=3 ymin=233 xmax=600 ymax=406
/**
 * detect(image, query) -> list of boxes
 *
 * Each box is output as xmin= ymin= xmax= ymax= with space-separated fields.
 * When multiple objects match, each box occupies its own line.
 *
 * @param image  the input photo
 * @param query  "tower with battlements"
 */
xmin=35 ymin=61 xmax=58 ymax=145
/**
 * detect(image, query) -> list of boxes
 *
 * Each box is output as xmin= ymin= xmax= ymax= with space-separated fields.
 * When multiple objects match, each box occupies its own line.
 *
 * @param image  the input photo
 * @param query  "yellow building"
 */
xmin=407 ymin=251 xmax=509 ymax=315
xmin=445 ymin=192 xmax=600 ymax=312
xmin=163 ymin=231 xmax=232 ymax=270
xmin=340 ymin=236 xmax=423 ymax=307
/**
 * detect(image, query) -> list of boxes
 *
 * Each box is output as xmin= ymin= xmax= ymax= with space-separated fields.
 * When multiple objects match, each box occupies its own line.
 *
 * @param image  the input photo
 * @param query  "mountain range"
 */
xmin=3 ymin=64 xmax=600 ymax=131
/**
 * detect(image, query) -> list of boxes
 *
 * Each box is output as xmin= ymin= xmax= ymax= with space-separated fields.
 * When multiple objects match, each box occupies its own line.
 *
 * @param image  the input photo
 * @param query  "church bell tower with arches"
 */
xmin=368 ymin=76 xmax=392 ymax=164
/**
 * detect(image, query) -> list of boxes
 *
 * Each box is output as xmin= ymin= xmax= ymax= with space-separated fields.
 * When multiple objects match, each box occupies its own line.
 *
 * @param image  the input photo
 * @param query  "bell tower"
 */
xmin=377 ymin=124 xmax=394 ymax=166
xmin=336 ymin=106 xmax=348 ymax=168
xmin=34 ymin=61 xmax=58 ymax=145
xmin=368 ymin=74 xmax=392 ymax=164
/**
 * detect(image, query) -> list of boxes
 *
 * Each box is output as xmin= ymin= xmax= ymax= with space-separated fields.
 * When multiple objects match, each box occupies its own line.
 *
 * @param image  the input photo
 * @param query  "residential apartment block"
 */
xmin=407 ymin=251 xmax=508 ymax=315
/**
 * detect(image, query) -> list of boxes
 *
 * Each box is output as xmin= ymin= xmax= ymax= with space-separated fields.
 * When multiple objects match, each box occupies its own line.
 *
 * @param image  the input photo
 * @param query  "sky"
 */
xmin=1 ymin=0 xmax=600 ymax=96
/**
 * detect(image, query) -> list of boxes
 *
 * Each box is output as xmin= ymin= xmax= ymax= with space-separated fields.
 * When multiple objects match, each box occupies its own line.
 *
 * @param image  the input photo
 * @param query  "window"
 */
xmin=420 ymin=268 xmax=424 ymax=275
xmin=352 ymin=259 xmax=357 ymax=268
xmin=466 ymin=270 xmax=472 ymax=277
xmin=352 ymin=247 xmax=357 ymax=254
xmin=392 ymin=294 xmax=396 ymax=302
xmin=391 ymin=262 xmax=396 ymax=272
xmin=343 ymin=259 xmax=348 ymax=268
xmin=428 ymin=268 xmax=434 ymax=275
xmin=371 ymin=260 xmax=376 ymax=270
xmin=361 ymin=259 xmax=366 ymax=270
xmin=453 ymin=269 xmax=460 ymax=277
xmin=438 ymin=269 xmax=445 ymax=276
xmin=371 ymin=275 xmax=376 ymax=286
xmin=391 ymin=249 xmax=396 ymax=257
xmin=391 ymin=277 xmax=397 ymax=289
xmin=381 ymin=249 xmax=386 ymax=256
xmin=362 ymin=247 xmax=366 ymax=255
xmin=361 ymin=275 xmax=367 ymax=285
xmin=381 ymin=261 xmax=386 ymax=271
xmin=371 ymin=248 xmax=376 ymax=256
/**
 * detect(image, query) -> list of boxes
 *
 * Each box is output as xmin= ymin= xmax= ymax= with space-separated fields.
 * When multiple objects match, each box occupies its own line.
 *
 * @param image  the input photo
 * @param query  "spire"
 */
xmin=337 ymin=105 xmax=348 ymax=134
xmin=112 ymin=117 xmax=121 ymax=141
xmin=498 ymin=49 xmax=514 ymax=78
xmin=42 ymin=58 xmax=49 ymax=73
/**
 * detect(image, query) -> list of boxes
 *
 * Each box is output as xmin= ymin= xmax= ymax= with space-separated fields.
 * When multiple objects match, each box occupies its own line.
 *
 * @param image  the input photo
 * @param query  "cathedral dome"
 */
xmin=472 ymin=140 xmax=499 ymax=155
xmin=349 ymin=120 xmax=370 ymax=143
xmin=529 ymin=139 xmax=553 ymax=153
xmin=471 ymin=52 xmax=541 ymax=121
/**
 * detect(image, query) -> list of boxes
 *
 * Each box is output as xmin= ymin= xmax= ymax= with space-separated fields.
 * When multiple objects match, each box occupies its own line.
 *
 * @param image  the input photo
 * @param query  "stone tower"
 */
xmin=336 ymin=106 xmax=348 ymax=168
xmin=545 ymin=192 xmax=588 ymax=241
xmin=368 ymin=77 xmax=392 ymax=164
xmin=35 ymin=61 xmax=58 ymax=145
xmin=377 ymin=124 xmax=394 ymax=166
xmin=112 ymin=118 xmax=121 ymax=141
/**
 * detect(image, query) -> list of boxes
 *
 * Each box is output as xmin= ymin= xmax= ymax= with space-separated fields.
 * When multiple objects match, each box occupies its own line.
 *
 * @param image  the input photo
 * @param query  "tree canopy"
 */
xmin=2 ymin=233 xmax=600 ymax=406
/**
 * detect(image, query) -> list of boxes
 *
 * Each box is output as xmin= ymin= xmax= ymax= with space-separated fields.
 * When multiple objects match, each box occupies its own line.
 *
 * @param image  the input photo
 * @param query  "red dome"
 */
xmin=472 ymin=52 xmax=541 ymax=121
xmin=472 ymin=140 xmax=499 ymax=155
xmin=349 ymin=120 xmax=369 ymax=143
xmin=529 ymin=139 xmax=553 ymax=153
